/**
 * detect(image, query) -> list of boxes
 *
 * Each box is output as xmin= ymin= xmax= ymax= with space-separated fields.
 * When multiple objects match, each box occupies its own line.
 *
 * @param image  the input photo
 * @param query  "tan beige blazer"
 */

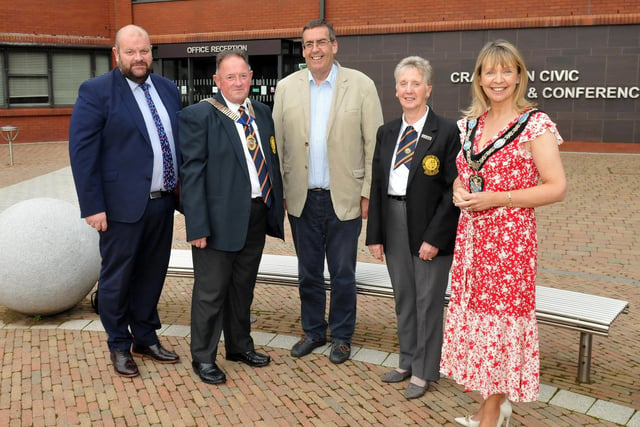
xmin=272 ymin=65 xmax=383 ymax=221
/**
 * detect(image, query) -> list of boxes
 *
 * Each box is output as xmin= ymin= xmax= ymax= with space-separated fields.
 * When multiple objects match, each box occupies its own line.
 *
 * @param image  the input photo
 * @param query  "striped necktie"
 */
xmin=394 ymin=125 xmax=418 ymax=170
xmin=237 ymin=106 xmax=272 ymax=207
xmin=140 ymin=83 xmax=176 ymax=191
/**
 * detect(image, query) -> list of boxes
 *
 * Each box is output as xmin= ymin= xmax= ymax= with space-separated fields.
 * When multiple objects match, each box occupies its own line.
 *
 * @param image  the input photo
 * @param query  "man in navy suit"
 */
xmin=179 ymin=49 xmax=284 ymax=385
xmin=69 ymin=24 xmax=181 ymax=377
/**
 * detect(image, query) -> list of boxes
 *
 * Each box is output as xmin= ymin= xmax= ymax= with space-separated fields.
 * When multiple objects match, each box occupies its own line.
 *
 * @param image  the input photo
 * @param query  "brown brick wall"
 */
xmin=134 ymin=0 xmax=317 ymax=41
xmin=138 ymin=1 xmax=640 ymax=44
xmin=2 ymin=0 xmax=640 ymax=144
xmin=324 ymin=0 xmax=639 ymax=26
xmin=0 ymin=1 xmax=104 ymax=36
xmin=0 ymin=108 xmax=72 ymax=144
xmin=3 ymin=0 xmax=639 ymax=46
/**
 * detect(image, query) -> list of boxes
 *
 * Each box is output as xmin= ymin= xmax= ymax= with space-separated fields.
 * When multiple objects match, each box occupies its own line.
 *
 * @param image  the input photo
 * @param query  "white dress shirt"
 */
xmin=387 ymin=107 xmax=429 ymax=196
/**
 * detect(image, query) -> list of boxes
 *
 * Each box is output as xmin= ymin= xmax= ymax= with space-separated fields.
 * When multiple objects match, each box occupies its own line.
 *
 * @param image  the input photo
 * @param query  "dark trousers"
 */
xmin=98 ymin=195 xmax=175 ymax=352
xmin=190 ymin=199 xmax=267 ymax=363
xmin=288 ymin=190 xmax=362 ymax=343
xmin=384 ymin=198 xmax=452 ymax=381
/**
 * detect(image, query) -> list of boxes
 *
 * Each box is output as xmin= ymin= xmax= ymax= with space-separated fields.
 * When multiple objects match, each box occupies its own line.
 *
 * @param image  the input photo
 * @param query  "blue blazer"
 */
xmin=178 ymin=93 xmax=285 ymax=251
xmin=69 ymin=67 xmax=182 ymax=223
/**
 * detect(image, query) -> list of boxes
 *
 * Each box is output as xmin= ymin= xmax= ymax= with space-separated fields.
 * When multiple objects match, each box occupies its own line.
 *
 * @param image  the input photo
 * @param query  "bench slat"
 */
xmin=167 ymin=249 xmax=629 ymax=336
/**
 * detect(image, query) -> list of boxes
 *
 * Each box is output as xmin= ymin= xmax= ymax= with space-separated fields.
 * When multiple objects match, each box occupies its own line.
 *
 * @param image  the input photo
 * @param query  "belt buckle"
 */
xmin=150 ymin=191 xmax=163 ymax=199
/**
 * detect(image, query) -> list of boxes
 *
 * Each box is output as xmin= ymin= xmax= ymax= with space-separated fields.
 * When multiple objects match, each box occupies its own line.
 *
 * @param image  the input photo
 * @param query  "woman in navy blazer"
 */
xmin=366 ymin=56 xmax=460 ymax=399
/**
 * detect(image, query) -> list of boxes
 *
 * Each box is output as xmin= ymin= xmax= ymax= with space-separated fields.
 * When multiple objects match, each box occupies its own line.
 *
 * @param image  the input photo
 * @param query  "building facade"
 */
xmin=1 ymin=0 xmax=639 ymax=148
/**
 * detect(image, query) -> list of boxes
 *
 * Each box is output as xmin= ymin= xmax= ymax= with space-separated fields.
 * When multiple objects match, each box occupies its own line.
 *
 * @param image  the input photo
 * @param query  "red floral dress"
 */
xmin=440 ymin=109 xmax=562 ymax=402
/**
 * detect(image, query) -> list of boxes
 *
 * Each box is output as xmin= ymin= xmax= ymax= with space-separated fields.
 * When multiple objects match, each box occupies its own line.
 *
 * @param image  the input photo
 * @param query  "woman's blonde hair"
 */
xmin=462 ymin=39 xmax=536 ymax=118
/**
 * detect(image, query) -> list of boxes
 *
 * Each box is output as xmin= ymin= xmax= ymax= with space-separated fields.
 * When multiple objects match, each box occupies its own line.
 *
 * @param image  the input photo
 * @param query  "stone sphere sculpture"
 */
xmin=0 ymin=198 xmax=101 ymax=315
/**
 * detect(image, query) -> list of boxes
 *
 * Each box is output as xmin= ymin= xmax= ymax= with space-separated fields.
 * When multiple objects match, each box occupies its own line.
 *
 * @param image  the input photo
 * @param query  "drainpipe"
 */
xmin=320 ymin=0 xmax=325 ymax=20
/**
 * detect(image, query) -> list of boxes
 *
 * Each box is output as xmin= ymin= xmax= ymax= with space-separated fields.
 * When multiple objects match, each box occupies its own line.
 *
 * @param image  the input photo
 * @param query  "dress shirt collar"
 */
xmin=308 ymin=63 xmax=338 ymax=87
xmin=126 ymin=76 xmax=152 ymax=92
xmin=220 ymin=94 xmax=249 ymax=116
xmin=401 ymin=106 xmax=430 ymax=133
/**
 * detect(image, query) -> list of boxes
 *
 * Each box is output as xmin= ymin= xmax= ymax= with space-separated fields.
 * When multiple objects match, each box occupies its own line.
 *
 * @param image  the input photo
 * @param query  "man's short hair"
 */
xmin=215 ymin=49 xmax=250 ymax=72
xmin=302 ymin=19 xmax=336 ymax=41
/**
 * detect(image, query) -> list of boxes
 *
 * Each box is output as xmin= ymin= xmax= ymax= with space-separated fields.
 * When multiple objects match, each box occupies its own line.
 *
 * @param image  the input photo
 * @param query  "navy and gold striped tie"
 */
xmin=394 ymin=125 xmax=418 ymax=170
xmin=237 ymin=106 xmax=272 ymax=207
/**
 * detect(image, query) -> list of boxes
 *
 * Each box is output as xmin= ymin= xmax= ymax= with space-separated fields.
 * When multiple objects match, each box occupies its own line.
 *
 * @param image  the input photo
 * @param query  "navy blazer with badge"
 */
xmin=178 ymin=92 xmax=285 ymax=249
xmin=366 ymin=108 xmax=460 ymax=255
xmin=69 ymin=67 xmax=182 ymax=221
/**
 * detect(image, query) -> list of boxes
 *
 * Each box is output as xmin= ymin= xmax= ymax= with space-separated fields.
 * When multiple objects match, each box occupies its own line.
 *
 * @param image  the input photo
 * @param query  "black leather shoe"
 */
xmin=226 ymin=350 xmax=270 ymax=367
xmin=192 ymin=361 xmax=226 ymax=385
xmin=110 ymin=350 xmax=139 ymax=377
xmin=132 ymin=343 xmax=179 ymax=364
xmin=329 ymin=342 xmax=351 ymax=364
xmin=290 ymin=336 xmax=327 ymax=358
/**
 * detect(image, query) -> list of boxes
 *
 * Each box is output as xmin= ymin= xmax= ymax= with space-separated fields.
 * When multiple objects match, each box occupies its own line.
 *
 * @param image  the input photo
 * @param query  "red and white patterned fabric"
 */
xmin=440 ymin=109 xmax=563 ymax=402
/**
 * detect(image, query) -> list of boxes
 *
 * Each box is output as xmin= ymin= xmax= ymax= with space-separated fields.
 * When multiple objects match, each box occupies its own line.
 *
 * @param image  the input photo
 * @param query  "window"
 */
xmin=8 ymin=51 xmax=49 ymax=105
xmin=0 ymin=54 xmax=5 ymax=107
xmin=53 ymin=53 xmax=91 ymax=105
xmin=1 ymin=48 xmax=111 ymax=107
xmin=96 ymin=55 xmax=111 ymax=76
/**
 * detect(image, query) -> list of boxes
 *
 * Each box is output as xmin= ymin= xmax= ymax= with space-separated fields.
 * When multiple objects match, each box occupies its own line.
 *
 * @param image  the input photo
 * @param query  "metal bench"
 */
xmin=167 ymin=249 xmax=629 ymax=383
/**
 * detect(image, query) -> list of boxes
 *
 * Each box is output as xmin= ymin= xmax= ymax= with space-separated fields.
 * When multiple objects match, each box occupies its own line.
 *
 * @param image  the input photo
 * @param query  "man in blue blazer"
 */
xmin=179 ymin=49 xmax=285 ymax=385
xmin=69 ymin=25 xmax=181 ymax=377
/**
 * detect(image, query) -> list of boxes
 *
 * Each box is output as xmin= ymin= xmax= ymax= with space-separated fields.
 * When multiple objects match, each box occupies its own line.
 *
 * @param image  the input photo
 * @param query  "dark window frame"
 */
xmin=0 ymin=47 xmax=111 ymax=108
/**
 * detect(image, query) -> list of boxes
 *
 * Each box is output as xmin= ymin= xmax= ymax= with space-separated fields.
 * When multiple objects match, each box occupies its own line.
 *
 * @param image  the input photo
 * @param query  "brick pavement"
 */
xmin=0 ymin=141 xmax=639 ymax=426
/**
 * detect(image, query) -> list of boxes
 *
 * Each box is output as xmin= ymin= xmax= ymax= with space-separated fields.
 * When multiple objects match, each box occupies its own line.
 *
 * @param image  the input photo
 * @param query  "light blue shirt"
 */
xmin=128 ymin=77 xmax=178 ymax=192
xmin=307 ymin=64 xmax=337 ymax=189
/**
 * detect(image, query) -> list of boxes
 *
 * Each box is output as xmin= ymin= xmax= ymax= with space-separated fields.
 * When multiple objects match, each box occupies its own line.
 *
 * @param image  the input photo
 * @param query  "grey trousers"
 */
xmin=384 ymin=198 xmax=452 ymax=381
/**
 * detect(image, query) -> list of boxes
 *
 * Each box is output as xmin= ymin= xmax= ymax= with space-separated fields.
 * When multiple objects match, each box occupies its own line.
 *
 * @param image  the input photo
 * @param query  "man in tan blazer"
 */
xmin=272 ymin=19 xmax=383 ymax=364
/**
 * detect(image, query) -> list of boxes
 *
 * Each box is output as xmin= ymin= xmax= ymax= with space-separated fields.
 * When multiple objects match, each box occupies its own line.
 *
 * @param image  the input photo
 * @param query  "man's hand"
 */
xmin=190 ymin=237 xmax=207 ymax=249
xmin=85 ymin=212 xmax=107 ymax=232
xmin=361 ymin=197 xmax=369 ymax=220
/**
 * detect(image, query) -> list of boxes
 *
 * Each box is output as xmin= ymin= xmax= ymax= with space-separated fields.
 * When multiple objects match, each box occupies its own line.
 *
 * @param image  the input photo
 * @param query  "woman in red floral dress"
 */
xmin=440 ymin=40 xmax=567 ymax=427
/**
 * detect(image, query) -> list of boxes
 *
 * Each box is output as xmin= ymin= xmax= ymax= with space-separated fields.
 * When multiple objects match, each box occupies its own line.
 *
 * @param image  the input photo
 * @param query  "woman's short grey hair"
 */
xmin=394 ymin=56 xmax=433 ymax=86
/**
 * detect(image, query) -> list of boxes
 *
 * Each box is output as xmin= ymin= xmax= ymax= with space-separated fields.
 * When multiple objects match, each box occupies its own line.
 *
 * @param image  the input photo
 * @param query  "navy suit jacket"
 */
xmin=178 ymin=93 xmax=285 ymax=251
xmin=69 ymin=67 xmax=182 ymax=222
xmin=366 ymin=108 xmax=460 ymax=255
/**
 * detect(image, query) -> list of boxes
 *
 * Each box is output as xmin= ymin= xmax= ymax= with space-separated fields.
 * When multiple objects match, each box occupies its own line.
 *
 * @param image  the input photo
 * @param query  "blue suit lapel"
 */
xmin=114 ymin=68 xmax=152 ymax=146
xmin=150 ymin=74 xmax=178 ymax=141
xmin=253 ymin=105 xmax=272 ymax=158
xmin=214 ymin=93 xmax=252 ymax=183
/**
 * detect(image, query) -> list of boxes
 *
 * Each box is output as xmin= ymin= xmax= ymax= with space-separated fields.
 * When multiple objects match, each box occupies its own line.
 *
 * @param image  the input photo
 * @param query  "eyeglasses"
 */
xmin=303 ymin=39 xmax=332 ymax=50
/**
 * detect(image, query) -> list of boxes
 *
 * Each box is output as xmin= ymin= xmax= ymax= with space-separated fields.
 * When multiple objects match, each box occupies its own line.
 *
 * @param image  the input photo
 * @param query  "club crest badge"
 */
xmin=270 ymin=136 xmax=277 ymax=154
xmin=422 ymin=155 xmax=439 ymax=176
